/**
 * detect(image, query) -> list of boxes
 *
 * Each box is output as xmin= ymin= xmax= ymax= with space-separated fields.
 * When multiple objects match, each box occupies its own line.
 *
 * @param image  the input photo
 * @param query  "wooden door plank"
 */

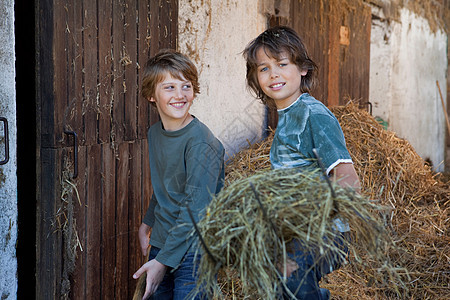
xmin=141 ymin=139 xmax=152 ymax=224
xmin=124 ymin=2 xmax=138 ymax=141
xmin=36 ymin=148 xmax=63 ymax=299
xmin=38 ymin=0 xmax=56 ymax=149
xmin=327 ymin=1 xmax=340 ymax=107
xmin=69 ymin=146 xmax=87 ymax=299
xmin=100 ymin=143 xmax=116 ymax=299
xmin=86 ymin=144 xmax=102 ymax=298
xmin=291 ymin=0 xmax=331 ymax=105
xmin=54 ymin=0 xmax=68 ymax=146
xmin=115 ymin=141 xmax=130 ymax=297
xmin=137 ymin=0 xmax=152 ymax=139
xmin=65 ymin=0 xmax=84 ymax=144
xmin=128 ymin=140 xmax=142 ymax=298
xmin=318 ymin=0 xmax=331 ymax=105
xmin=149 ymin=0 xmax=161 ymax=55
xmin=112 ymin=0 xmax=126 ymax=144
xmin=98 ymin=0 xmax=113 ymax=144
xmin=160 ymin=0 xmax=178 ymax=49
xmin=83 ymin=0 xmax=99 ymax=146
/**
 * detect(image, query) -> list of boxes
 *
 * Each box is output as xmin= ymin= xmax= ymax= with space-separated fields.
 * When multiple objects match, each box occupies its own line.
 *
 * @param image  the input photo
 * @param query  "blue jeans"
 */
xmin=147 ymin=247 xmax=204 ymax=300
xmin=281 ymin=233 xmax=349 ymax=300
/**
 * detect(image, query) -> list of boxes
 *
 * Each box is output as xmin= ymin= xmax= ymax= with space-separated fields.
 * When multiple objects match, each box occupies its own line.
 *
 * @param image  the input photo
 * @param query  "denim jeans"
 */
xmin=281 ymin=232 xmax=349 ymax=300
xmin=147 ymin=247 xmax=204 ymax=300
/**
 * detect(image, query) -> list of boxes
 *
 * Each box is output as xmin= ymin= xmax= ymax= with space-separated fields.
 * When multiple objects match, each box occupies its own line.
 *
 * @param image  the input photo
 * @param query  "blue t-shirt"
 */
xmin=270 ymin=93 xmax=352 ymax=175
xmin=270 ymin=93 xmax=352 ymax=232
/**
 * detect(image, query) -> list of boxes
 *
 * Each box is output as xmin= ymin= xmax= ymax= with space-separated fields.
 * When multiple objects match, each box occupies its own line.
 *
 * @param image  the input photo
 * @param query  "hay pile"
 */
xmin=200 ymin=102 xmax=449 ymax=299
xmin=195 ymin=167 xmax=402 ymax=299
xmin=327 ymin=103 xmax=450 ymax=300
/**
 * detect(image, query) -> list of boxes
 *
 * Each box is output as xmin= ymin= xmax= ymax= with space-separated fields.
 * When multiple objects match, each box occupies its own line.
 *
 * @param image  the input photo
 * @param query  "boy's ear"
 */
xmin=300 ymin=69 xmax=308 ymax=76
xmin=148 ymin=96 xmax=156 ymax=103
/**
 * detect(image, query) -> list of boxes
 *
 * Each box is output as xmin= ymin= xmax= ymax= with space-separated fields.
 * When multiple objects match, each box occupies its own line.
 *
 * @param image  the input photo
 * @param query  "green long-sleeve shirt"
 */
xmin=143 ymin=117 xmax=225 ymax=268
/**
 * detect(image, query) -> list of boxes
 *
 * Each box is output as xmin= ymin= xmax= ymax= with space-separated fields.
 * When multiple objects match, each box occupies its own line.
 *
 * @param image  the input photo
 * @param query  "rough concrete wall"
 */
xmin=369 ymin=7 xmax=447 ymax=171
xmin=178 ymin=0 xmax=266 ymax=158
xmin=0 ymin=0 xmax=17 ymax=298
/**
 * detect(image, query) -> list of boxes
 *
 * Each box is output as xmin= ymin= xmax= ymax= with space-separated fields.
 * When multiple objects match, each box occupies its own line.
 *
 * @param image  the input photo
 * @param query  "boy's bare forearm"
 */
xmin=331 ymin=163 xmax=361 ymax=192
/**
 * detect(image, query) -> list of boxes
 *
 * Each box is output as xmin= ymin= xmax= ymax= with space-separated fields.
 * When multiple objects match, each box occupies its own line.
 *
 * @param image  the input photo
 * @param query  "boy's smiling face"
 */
xmin=149 ymin=71 xmax=194 ymax=131
xmin=255 ymin=48 xmax=307 ymax=109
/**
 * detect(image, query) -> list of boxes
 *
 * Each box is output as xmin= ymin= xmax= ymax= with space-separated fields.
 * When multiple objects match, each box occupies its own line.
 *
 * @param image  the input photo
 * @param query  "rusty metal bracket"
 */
xmin=0 ymin=117 xmax=9 ymax=165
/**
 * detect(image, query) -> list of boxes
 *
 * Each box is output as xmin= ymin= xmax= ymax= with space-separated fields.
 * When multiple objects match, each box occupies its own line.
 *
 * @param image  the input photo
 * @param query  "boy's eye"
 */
xmin=182 ymin=84 xmax=192 ymax=89
xmin=279 ymin=63 xmax=287 ymax=67
xmin=259 ymin=67 xmax=268 ymax=72
xmin=164 ymin=85 xmax=175 ymax=90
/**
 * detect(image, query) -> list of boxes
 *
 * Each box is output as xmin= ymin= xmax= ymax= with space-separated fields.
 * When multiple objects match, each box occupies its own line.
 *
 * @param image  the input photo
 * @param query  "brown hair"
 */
xmin=243 ymin=26 xmax=317 ymax=107
xmin=141 ymin=49 xmax=200 ymax=107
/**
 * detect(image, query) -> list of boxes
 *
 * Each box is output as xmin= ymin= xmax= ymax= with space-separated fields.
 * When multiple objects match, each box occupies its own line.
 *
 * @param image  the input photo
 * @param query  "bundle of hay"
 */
xmin=193 ymin=167 xmax=402 ymax=299
xmin=197 ymin=102 xmax=448 ymax=299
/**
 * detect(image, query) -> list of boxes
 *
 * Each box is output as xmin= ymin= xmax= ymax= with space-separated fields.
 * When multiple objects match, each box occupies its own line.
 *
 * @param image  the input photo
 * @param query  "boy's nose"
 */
xmin=174 ymin=88 xmax=184 ymax=99
xmin=270 ymin=70 xmax=280 ymax=79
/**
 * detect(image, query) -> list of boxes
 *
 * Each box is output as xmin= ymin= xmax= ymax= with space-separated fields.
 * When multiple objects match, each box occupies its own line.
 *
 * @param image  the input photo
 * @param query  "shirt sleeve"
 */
xmin=308 ymin=113 xmax=352 ymax=175
xmin=142 ymin=193 xmax=157 ymax=227
xmin=155 ymin=142 xmax=224 ymax=268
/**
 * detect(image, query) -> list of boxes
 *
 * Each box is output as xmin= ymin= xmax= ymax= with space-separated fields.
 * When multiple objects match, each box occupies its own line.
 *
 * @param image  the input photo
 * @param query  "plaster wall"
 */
xmin=178 ymin=0 xmax=266 ymax=158
xmin=0 ymin=0 xmax=17 ymax=298
xmin=369 ymin=8 xmax=447 ymax=171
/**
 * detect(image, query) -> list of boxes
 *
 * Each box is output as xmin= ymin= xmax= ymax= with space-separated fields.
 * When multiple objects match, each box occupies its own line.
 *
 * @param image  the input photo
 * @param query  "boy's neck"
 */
xmin=160 ymin=114 xmax=194 ymax=131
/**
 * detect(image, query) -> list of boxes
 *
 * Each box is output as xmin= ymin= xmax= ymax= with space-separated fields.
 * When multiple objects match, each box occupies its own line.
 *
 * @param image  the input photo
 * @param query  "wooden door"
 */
xmin=267 ymin=0 xmax=371 ymax=129
xmin=36 ymin=0 xmax=178 ymax=298
xmin=291 ymin=0 xmax=372 ymax=107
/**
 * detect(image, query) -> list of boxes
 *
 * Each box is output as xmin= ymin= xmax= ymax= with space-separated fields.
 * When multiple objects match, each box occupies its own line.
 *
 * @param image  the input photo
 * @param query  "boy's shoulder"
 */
xmin=188 ymin=118 xmax=224 ymax=148
xmin=148 ymin=118 xmax=223 ymax=149
xmin=297 ymin=94 xmax=333 ymax=117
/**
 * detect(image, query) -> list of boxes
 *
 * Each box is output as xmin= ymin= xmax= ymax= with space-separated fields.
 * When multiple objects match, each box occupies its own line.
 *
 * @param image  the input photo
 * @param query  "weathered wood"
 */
xmin=65 ymin=0 xmax=84 ymax=144
xmin=141 ymin=138 xmax=152 ymax=224
xmin=290 ymin=0 xmax=371 ymax=107
xmin=38 ymin=0 xmax=55 ymax=149
xmin=124 ymin=2 xmax=138 ymax=141
xmin=112 ymin=0 xmax=126 ymax=144
xmin=36 ymin=148 xmax=62 ymax=299
xmin=137 ymin=0 xmax=152 ymax=139
xmin=86 ymin=144 xmax=102 ymax=298
xmin=128 ymin=140 xmax=142 ymax=299
xmin=100 ymin=143 xmax=116 ymax=299
xmin=327 ymin=2 xmax=340 ymax=106
xmin=98 ymin=0 xmax=113 ymax=144
xmin=54 ymin=0 xmax=68 ymax=146
xmin=338 ymin=0 xmax=371 ymax=106
xmin=37 ymin=0 xmax=177 ymax=298
xmin=116 ymin=142 xmax=130 ymax=297
xmin=70 ymin=146 xmax=87 ymax=299
xmin=83 ymin=0 xmax=99 ymax=146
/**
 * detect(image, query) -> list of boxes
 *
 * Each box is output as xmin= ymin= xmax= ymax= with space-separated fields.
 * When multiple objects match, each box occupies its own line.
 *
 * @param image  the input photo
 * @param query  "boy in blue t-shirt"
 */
xmin=243 ymin=26 xmax=360 ymax=299
xmin=133 ymin=49 xmax=225 ymax=300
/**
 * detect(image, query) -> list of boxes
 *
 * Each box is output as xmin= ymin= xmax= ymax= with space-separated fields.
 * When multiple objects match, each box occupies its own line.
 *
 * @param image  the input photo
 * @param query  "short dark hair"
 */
xmin=141 ymin=49 xmax=200 ymax=107
xmin=243 ymin=26 xmax=317 ymax=107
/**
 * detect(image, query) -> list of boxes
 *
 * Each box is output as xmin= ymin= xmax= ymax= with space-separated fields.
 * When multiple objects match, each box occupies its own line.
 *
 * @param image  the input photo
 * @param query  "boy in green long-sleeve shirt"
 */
xmin=133 ymin=49 xmax=225 ymax=300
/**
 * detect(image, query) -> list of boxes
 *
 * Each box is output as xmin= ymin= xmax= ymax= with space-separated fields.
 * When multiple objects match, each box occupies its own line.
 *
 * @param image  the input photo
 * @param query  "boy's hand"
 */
xmin=277 ymin=257 xmax=299 ymax=278
xmin=138 ymin=223 xmax=152 ymax=256
xmin=133 ymin=259 xmax=167 ymax=299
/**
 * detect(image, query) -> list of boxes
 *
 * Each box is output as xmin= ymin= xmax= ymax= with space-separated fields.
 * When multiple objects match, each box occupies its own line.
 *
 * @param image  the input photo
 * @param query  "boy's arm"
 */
xmin=138 ymin=223 xmax=152 ymax=256
xmin=139 ymin=194 xmax=157 ymax=256
xmin=155 ymin=143 xmax=224 ymax=268
xmin=330 ymin=162 xmax=361 ymax=192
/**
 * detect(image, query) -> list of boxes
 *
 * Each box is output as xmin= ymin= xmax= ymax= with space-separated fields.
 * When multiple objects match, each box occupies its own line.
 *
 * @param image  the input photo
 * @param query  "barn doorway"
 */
xmin=15 ymin=2 xmax=37 ymax=299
